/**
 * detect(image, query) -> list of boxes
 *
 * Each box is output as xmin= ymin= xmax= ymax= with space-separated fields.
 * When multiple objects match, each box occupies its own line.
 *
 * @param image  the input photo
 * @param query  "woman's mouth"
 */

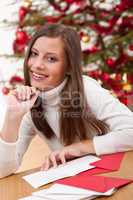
xmin=30 ymin=71 xmax=49 ymax=81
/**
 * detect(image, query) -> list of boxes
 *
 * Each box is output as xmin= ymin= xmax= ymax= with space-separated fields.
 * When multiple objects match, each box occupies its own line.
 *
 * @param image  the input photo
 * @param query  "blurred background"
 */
xmin=0 ymin=0 xmax=133 ymax=172
xmin=0 ymin=0 xmax=133 ymax=107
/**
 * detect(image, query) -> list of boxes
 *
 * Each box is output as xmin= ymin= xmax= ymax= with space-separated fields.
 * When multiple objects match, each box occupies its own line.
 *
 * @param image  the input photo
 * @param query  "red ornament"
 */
xmin=106 ymin=58 xmax=116 ymax=68
xmin=100 ymin=72 xmax=110 ymax=82
xmin=115 ymin=0 xmax=133 ymax=12
xmin=108 ymin=79 xmax=122 ymax=91
xmin=100 ymin=11 xmax=110 ymax=18
xmin=89 ymin=46 xmax=98 ymax=53
xmin=19 ymin=6 xmax=28 ymax=22
xmin=127 ymin=74 xmax=133 ymax=84
xmin=118 ymin=95 xmax=128 ymax=105
xmin=90 ymin=24 xmax=112 ymax=35
xmin=65 ymin=0 xmax=74 ymax=3
xmin=129 ymin=44 xmax=133 ymax=51
xmin=88 ymin=70 xmax=101 ymax=80
xmin=65 ymin=0 xmax=81 ymax=3
xmin=13 ymin=30 xmax=29 ymax=54
xmin=13 ymin=39 xmax=26 ymax=54
xmin=122 ymin=16 xmax=133 ymax=29
xmin=44 ymin=16 xmax=61 ymax=23
xmin=115 ymin=4 xmax=125 ymax=12
xmin=83 ymin=46 xmax=99 ymax=54
xmin=9 ymin=75 xmax=24 ymax=85
xmin=2 ymin=87 xmax=10 ymax=95
xmin=121 ymin=0 xmax=133 ymax=8
xmin=16 ymin=30 xmax=29 ymax=44
xmin=109 ymin=15 xmax=120 ymax=27
xmin=114 ymin=73 xmax=122 ymax=82
xmin=115 ymin=53 xmax=127 ymax=66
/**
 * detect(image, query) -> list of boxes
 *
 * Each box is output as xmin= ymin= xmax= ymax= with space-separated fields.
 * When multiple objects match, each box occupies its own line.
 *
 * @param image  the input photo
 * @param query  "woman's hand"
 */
xmin=0 ymin=85 xmax=40 ymax=143
xmin=40 ymin=140 xmax=95 ymax=170
xmin=5 ymin=85 xmax=40 ymax=116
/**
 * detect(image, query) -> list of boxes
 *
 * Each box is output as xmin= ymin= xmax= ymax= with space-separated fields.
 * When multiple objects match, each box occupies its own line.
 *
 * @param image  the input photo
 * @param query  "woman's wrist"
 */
xmin=0 ymin=110 xmax=24 ymax=143
xmin=79 ymin=139 xmax=96 ymax=155
xmin=6 ymin=107 xmax=25 ymax=118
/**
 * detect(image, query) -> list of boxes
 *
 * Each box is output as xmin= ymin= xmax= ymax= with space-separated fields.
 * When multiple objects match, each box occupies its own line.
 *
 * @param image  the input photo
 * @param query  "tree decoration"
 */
xmin=22 ymin=0 xmax=32 ymax=8
xmin=81 ymin=35 xmax=90 ymax=43
xmin=19 ymin=6 xmax=29 ymax=22
xmin=1 ymin=75 xmax=24 ymax=95
xmin=2 ymin=87 xmax=10 ymax=95
xmin=0 ymin=0 xmax=133 ymax=106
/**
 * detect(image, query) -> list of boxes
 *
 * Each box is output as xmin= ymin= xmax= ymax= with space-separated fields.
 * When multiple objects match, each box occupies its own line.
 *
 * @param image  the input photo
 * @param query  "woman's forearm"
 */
xmin=0 ymin=110 xmax=24 ymax=143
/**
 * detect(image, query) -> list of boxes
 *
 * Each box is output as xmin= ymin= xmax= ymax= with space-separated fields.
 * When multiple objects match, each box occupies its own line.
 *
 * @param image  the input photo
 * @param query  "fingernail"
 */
xmin=40 ymin=167 xmax=43 ymax=171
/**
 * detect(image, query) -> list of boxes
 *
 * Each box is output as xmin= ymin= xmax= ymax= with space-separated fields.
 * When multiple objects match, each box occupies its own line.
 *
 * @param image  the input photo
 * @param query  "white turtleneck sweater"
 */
xmin=0 ymin=75 xmax=133 ymax=178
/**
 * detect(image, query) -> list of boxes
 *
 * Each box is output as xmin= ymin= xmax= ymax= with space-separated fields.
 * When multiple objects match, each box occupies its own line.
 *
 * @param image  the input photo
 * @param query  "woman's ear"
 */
xmin=66 ymin=71 xmax=70 ymax=75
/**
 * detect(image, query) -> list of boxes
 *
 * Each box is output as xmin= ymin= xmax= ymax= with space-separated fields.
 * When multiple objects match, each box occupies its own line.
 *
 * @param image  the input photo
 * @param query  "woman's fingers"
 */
xmin=59 ymin=151 xmax=66 ymax=164
xmin=41 ymin=151 xmax=67 ymax=171
xmin=41 ymin=156 xmax=50 ymax=171
xmin=49 ymin=152 xmax=58 ymax=168
xmin=15 ymin=85 xmax=37 ymax=101
xmin=41 ymin=144 xmax=86 ymax=171
xmin=26 ymin=86 xmax=32 ymax=100
xmin=49 ymin=151 xmax=66 ymax=166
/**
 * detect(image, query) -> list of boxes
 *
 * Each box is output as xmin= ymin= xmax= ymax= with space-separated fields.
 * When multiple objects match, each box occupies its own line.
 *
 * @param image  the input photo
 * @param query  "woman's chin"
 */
xmin=31 ymin=82 xmax=53 ymax=92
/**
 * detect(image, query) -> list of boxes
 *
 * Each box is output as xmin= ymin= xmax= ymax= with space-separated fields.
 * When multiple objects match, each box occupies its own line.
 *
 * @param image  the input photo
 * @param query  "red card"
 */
xmin=90 ymin=152 xmax=124 ymax=171
xmin=56 ymin=174 xmax=132 ymax=193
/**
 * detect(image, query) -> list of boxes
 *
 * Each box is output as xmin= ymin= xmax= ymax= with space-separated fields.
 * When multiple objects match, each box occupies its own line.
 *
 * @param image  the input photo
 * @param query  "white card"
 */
xmin=23 ymin=155 xmax=100 ymax=188
xmin=32 ymin=183 xmax=115 ymax=200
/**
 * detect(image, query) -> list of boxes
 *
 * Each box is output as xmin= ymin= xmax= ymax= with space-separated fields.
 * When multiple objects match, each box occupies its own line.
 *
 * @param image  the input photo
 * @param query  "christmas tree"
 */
xmin=1 ymin=0 xmax=133 ymax=107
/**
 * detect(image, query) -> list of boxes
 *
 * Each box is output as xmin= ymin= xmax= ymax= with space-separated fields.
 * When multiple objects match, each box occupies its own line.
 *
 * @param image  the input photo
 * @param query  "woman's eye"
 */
xmin=47 ymin=57 xmax=57 ymax=63
xmin=30 ymin=51 xmax=38 ymax=57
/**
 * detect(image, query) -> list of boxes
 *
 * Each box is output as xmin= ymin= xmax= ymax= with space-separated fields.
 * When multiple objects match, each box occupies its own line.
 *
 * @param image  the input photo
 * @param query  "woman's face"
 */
xmin=27 ymin=36 xmax=67 ymax=91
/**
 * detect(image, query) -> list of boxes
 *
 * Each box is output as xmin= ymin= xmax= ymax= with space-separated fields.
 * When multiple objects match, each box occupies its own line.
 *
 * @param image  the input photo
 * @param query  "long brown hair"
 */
xmin=24 ymin=23 xmax=109 ymax=146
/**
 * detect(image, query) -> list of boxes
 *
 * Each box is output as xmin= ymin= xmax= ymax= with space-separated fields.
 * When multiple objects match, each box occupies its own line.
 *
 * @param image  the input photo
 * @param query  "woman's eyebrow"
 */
xmin=31 ymin=47 xmax=38 ymax=52
xmin=31 ymin=48 xmax=59 ymax=56
xmin=45 ymin=52 xmax=58 ymax=56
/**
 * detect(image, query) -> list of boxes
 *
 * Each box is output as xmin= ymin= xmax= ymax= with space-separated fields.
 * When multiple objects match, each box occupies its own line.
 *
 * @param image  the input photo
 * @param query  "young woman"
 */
xmin=0 ymin=23 xmax=133 ymax=178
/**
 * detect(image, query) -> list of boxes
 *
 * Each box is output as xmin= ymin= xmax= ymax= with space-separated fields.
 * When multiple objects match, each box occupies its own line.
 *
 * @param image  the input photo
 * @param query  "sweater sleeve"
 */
xmin=0 ymin=112 xmax=36 ymax=178
xmin=83 ymin=75 xmax=133 ymax=155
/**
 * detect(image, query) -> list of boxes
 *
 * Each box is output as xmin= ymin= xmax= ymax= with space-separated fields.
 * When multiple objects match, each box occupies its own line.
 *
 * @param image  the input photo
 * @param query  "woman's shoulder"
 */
xmin=82 ymin=75 xmax=102 ymax=91
xmin=81 ymin=75 xmax=111 ymax=102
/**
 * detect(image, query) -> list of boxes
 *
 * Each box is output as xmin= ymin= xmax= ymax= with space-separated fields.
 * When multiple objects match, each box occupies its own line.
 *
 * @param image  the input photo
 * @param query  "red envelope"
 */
xmin=56 ymin=174 xmax=132 ymax=193
xmin=90 ymin=152 xmax=125 ymax=171
xmin=78 ymin=152 xmax=125 ymax=176
xmin=79 ymin=167 xmax=110 ymax=176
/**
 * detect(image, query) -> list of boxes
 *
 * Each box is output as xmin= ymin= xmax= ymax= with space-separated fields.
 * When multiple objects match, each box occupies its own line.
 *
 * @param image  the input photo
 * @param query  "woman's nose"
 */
xmin=32 ymin=57 xmax=45 ymax=70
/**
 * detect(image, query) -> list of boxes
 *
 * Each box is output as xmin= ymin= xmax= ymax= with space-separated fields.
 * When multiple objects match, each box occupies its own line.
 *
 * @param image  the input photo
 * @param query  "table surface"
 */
xmin=0 ymin=151 xmax=133 ymax=200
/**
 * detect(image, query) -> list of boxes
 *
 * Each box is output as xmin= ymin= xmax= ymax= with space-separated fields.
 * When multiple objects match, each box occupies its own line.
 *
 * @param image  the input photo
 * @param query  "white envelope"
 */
xmin=23 ymin=155 xmax=100 ymax=188
xmin=32 ymin=184 xmax=91 ymax=200
xmin=32 ymin=183 xmax=115 ymax=200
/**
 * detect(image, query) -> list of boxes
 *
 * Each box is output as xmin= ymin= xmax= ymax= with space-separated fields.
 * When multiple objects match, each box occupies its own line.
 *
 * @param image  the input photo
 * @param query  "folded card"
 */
xmin=32 ymin=183 xmax=115 ymax=200
xmin=75 ymin=152 xmax=125 ymax=177
xmin=91 ymin=152 xmax=124 ymax=171
xmin=57 ymin=173 xmax=132 ymax=193
xmin=23 ymin=155 xmax=100 ymax=188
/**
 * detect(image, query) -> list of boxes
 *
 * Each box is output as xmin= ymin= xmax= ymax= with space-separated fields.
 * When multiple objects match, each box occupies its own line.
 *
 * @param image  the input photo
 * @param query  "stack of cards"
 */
xmin=19 ymin=183 xmax=115 ymax=200
xmin=19 ymin=153 xmax=132 ymax=200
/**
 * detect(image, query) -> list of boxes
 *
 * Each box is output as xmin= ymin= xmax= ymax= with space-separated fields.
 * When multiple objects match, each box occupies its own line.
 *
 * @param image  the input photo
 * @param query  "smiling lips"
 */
xmin=31 ymin=71 xmax=49 ymax=81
